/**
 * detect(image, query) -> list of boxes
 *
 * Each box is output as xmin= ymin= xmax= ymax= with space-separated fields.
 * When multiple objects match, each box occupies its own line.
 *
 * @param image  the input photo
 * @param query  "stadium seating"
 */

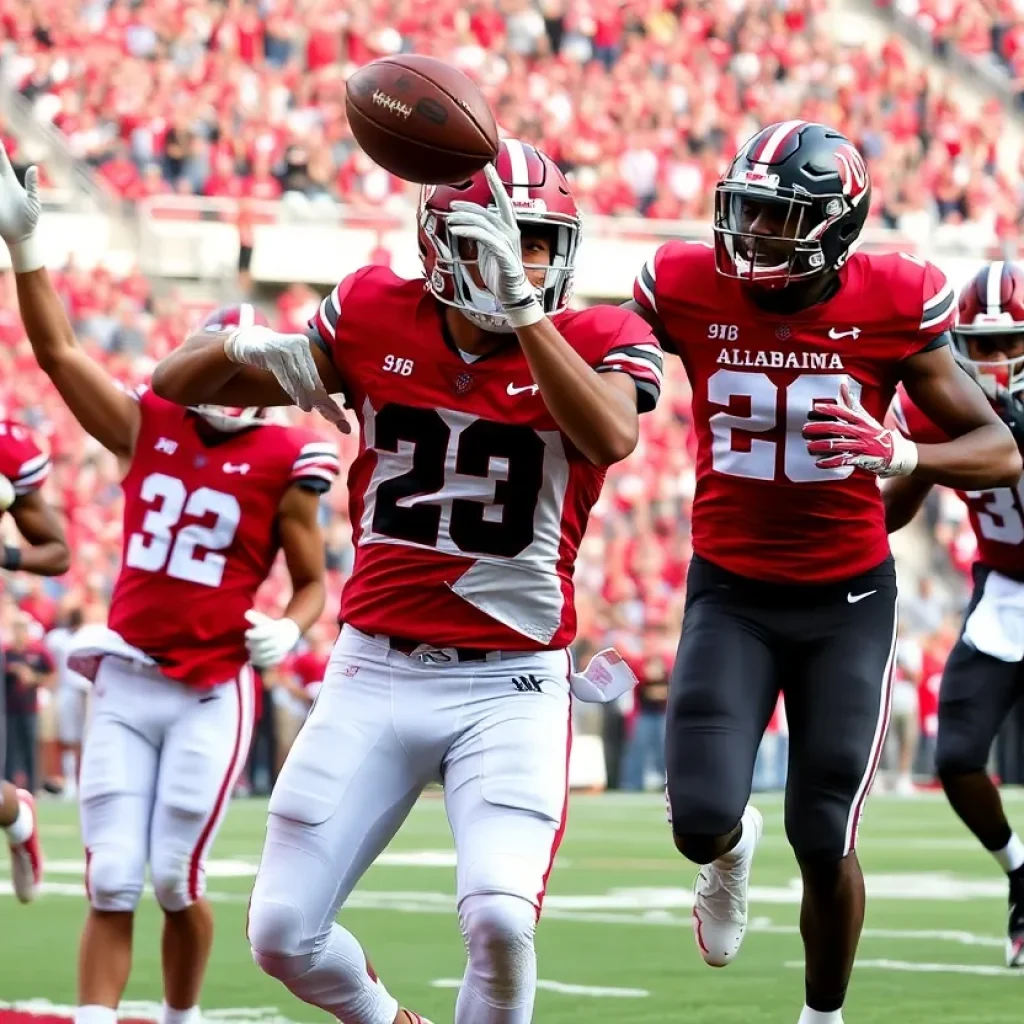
xmin=1 ymin=0 xmax=1019 ymax=249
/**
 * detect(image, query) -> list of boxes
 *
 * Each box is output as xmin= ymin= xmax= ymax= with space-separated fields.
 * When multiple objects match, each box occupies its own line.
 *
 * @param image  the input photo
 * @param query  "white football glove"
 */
xmin=0 ymin=473 xmax=15 ymax=513
xmin=0 ymin=142 xmax=42 ymax=273
xmin=569 ymin=648 xmax=639 ymax=704
xmin=244 ymin=610 xmax=302 ymax=669
xmin=223 ymin=325 xmax=350 ymax=432
xmin=446 ymin=163 xmax=543 ymax=328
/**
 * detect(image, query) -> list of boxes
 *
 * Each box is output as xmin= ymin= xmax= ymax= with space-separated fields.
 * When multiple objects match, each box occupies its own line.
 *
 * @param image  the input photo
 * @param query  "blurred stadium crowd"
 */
xmin=2 ymin=0 xmax=1024 ymax=251
xmin=3 ymin=0 xmax=1022 ymax=797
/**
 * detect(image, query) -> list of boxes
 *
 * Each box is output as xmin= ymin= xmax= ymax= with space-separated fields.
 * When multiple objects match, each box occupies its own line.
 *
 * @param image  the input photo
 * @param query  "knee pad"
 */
xmin=150 ymin=850 xmax=195 ymax=913
xmin=459 ymin=894 xmax=537 ymax=1007
xmin=668 ymin=792 xmax=745 ymax=850
xmin=671 ymin=828 xmax=741 ymax=866
xmin=249 ymin=897 xmax=319 ymax=982
xmin=935 ymin=732 xmax=987 ymax=779
xmin=86 ymin=847 xmax=144 ymax=912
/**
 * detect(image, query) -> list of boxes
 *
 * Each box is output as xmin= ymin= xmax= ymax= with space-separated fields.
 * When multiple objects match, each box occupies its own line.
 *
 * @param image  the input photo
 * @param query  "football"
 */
xmin=345 ymin=54 xmax=499 ymax=185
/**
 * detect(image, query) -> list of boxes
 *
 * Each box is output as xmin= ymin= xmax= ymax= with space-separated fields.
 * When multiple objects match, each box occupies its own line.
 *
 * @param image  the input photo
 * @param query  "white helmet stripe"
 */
xmin=503 ymin=138 xmax=531 ymax=202
xmin=751 ymin=119 xmax=805 ymax=174
xmin=986 ymin=261 xmax=1005 ymax=316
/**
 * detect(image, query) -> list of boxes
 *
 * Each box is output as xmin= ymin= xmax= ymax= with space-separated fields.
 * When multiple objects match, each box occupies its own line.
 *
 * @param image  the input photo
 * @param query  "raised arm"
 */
xmin=0 ymin=145 xmax=140 ymax=459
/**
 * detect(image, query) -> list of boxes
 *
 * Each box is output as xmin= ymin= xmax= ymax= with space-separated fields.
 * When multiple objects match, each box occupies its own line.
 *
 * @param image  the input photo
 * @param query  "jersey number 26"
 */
xmin=709 ymin=370 xmax=862 ymax=483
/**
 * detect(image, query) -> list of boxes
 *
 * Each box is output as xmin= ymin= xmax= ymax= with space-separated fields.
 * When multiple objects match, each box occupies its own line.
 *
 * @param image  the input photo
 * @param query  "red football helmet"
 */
xmin=192 ymin=303 xmax=271 ymax=431
xmin=418 ymin=138 xmax=581 ymax=333
xmin=954 ymin=261 xmax=1024 ymax=397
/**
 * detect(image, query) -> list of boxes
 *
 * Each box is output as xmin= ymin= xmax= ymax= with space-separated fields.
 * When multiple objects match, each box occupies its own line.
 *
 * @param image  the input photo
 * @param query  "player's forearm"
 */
xmin=13 ymin=268 xmax=77 ymax=368
xmin=16 ymin=268 xmax=141 ymax=457
xmin=881 ymin=476 xmax=933 ymax=533
xmin=280 ymin=577 xmax=326 ymax=634
xmin=151 ymin=331 xmax=246 ymax=403
xmin=911 ymin=424 xmax=1021 ymax=488
xmin=7 ymin=539 xmax=71 ymax=576
xmin=151 ymin=332 xmax=291 ymax=408
xmin=515 ymin=317 xmax=638 ymax=466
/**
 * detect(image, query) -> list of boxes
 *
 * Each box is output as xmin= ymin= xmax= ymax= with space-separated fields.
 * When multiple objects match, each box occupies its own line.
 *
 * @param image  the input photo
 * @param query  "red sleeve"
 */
xmin=308 ymin=266 xmax=375 ymax=364
xmin=631 ymin=241 xmax=681 ymax=318
xmin=906 ymin=257 xmax=957 ymax=356
xmin=288 ymin=429 xmax=341 ymax=494
xmin=888 ymin=383 xmax=950 ymax=444
xmin=0 ymin=422 xmax=51 ymax=496
xmin=591 ymin=308 xmax=664 ymax=413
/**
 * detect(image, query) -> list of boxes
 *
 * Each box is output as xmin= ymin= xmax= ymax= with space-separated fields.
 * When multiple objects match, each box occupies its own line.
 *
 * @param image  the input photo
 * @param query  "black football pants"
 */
xmin=936 ymin=563 xmax=1024 ymax=778
xmin=665 ymin=554 xmax=898 ymax=862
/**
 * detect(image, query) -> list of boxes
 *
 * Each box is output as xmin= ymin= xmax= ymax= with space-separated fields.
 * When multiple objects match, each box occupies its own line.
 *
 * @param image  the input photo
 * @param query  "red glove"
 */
xmin=803 ymin=381 xmax=918 ymax=477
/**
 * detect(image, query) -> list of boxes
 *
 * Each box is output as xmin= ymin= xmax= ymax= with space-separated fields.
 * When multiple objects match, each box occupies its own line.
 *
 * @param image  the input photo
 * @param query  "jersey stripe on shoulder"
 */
xmin=596 ymin=341 xmax=664 ymax=412
xmin=633 ymin=257 xmax=658 ymax=314
xmin=313 ymin=288 xmax=342 ymax=345
xmin=920 ymin=279 xmax=956 ymax=332
xmin=290 ymin=440 xmax=341 ymax=487
xmin=14 ymin=451 xmax=51 ymax=495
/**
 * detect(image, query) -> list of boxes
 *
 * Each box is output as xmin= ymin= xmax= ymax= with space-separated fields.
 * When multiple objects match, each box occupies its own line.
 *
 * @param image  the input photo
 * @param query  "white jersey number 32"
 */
xmin=125 ymin=472 xmax=241 ymax=587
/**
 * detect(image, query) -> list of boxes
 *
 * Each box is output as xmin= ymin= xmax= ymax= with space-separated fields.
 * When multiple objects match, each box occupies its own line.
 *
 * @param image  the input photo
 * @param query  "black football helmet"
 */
xmin=714 ymin=120 xmax=871 ymax=288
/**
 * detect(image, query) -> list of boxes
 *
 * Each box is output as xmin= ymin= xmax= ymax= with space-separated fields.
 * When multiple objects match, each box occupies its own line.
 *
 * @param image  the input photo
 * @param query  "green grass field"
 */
xmin=3 ymin=791 xmax=1024 ymax=1023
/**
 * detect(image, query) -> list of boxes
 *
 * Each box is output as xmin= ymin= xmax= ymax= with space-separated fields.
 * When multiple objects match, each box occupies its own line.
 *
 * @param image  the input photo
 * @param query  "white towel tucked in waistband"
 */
xmin=963 ymin=570 xmax=1024 ymax=663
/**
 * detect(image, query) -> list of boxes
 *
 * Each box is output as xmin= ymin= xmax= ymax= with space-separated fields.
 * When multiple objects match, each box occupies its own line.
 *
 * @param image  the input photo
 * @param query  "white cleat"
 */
xmin=8 ymin=789 xmax=43 ymax=904
xmin=692 ymin=805 xmax=763 ymax=967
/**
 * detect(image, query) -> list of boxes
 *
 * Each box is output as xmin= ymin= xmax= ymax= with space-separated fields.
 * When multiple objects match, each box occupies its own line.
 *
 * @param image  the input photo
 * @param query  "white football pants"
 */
xmin=248 ymin=625 xmax=574 ymax=1024
xmin=79 ymin=655 xmax=256 ymax=913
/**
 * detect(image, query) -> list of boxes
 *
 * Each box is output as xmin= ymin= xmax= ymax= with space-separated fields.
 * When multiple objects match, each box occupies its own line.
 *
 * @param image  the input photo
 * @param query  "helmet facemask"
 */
xmin=953 ymin=322 xmax=1024 ymax=399
xmin=714 ymin=181 xmax=852 ymax=287
xmin=421 ymin=196 xmax=580 ymax=334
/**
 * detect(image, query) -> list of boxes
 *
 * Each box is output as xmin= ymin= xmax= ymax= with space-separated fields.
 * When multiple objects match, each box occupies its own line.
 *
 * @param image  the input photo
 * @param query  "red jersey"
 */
xmin=310 ymin=266 xmax=662 ymax=651
xmin=891 ymin=384 xmax=1024 ymax=579
xmin=633 ymin=242 xmax=956 ymax=583
xmin=0 ymin=420 xmax=51 ymax=507
xmin=107 ymin=389 xmax=340 ymax=687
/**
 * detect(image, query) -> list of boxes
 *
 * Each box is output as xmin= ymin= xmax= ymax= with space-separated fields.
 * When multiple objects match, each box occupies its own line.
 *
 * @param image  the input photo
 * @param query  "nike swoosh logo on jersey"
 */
xmin=507 ymin=383 xmax=539 ymax=396
xmin=828 ymin=327 xmax=862 ymax=341
xmin=847 ymin=590 xmax=877 ymax=604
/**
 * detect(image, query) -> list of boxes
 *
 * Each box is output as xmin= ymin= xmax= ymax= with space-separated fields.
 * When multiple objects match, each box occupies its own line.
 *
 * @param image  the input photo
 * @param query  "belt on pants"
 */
xmin=377 ymin=633 xmax=505 ymax=664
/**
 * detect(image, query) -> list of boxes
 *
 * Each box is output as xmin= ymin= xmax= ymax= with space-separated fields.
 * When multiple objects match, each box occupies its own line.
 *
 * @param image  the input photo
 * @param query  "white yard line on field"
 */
xmin=431 ymin=979 xmax=649 ymax=998
xmin=786 ymin=959 xmax=1024 ymax=978
xmin=0 ymin=1001 xmax=307 ymax=1024
xmin=1 ymin=880 xmax=1007 ymax=953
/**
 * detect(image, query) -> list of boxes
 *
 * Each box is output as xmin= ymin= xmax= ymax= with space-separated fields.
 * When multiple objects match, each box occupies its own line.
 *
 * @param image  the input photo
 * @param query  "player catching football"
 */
xmin=623 ymin=121 xmax=1020 ymax=1024
xmin=886 ymin=261 xmax=1024 ymax=968
xmin=0 ymin=145 xmax=340 ymax=1024
xmin=152 ymin=138 xmax=659 ymax=1024
xmin=0 ymin=415 xmax=69 ymax=903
